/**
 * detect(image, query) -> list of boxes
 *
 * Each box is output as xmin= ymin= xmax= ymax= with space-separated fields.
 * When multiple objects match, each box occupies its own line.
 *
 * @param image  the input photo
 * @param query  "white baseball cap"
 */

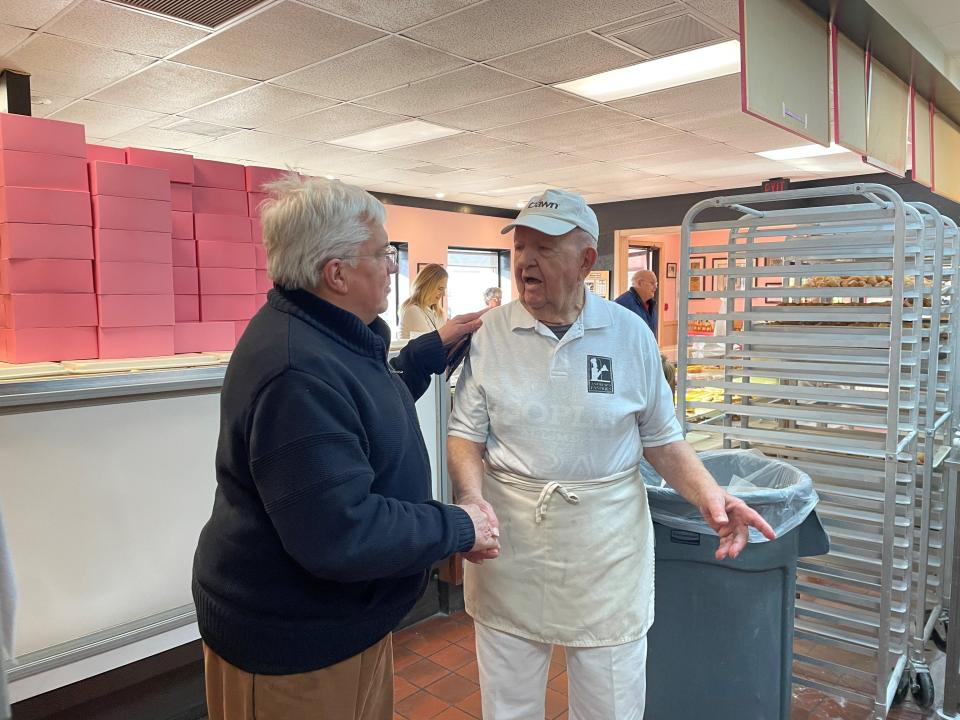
xmin=501 ymin=188 xmax=599 ymax=241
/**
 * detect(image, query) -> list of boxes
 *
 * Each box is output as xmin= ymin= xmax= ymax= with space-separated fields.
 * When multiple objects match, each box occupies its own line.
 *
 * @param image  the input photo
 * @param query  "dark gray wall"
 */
xmin=590 ymin=173 xmax=960 ymax=272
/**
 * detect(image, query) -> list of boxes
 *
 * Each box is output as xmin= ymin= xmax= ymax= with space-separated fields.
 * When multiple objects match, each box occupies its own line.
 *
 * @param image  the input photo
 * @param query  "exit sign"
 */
xmin=762 ymin=177 xmax=791 ymax=192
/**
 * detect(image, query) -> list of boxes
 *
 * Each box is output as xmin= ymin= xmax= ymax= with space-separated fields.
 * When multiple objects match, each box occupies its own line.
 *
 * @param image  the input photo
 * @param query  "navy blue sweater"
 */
xmin=192 ymin=287 xmax=475 ymax=675
xmin=615 ymin=287 xmax=657 ymax=338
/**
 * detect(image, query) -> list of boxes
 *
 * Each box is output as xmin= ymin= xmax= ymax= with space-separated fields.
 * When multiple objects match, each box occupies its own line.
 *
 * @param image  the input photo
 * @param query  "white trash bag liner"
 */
xmin=641 ymin=449 xmax=819 ymax=543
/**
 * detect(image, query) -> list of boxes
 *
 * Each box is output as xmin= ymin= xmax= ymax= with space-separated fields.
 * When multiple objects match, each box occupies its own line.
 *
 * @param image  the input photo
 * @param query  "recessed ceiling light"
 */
xmin=516 ymin=201 xmax=525 ymax=208
xmin=324 ymin=174 xmax=337 ymax=180
xmin=435 ymin=192 xmax=446 ymax=199
xmin=755 ymin=143 xmax=851 ymax=161
xmin=555 ymin=40 xmax=741 ymax=102
xmin=328 ymin=120 xmax=462 ymax=152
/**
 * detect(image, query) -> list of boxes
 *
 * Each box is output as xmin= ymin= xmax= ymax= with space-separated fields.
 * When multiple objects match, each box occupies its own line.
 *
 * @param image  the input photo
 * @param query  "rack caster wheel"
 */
xmin=893 ymin=671 xmax=911 ymax=705
xmin=912 ymin=670 xmax=935 ymax=709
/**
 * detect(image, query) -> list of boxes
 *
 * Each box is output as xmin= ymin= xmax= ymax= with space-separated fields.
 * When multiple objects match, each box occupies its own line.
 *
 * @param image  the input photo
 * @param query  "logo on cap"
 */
xmin=528 ymin=200 xmax=560 ymax=209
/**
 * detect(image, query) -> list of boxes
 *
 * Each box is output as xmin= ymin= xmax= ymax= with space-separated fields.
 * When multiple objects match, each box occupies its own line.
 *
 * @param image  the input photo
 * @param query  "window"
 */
xmin=380 ymin=242 xmax=409 ymax=338
xmin=446 ymin=248 xmax=511 ymax=317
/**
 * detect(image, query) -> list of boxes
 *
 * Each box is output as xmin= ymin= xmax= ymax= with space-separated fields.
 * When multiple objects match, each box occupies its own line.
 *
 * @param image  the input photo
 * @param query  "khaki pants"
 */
xmin=203 ymin=635 xmax=393 ymax=720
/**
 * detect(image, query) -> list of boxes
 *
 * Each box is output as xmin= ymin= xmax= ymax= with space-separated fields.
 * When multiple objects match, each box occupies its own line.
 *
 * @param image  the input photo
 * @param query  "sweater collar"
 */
xmin=270 ymin=287 xmax=391 ymax=358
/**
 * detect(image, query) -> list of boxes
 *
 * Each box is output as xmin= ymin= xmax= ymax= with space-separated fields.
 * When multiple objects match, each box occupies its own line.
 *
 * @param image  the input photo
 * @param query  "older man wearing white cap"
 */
xmin=447 ymin=189 xmax=775 ymax=719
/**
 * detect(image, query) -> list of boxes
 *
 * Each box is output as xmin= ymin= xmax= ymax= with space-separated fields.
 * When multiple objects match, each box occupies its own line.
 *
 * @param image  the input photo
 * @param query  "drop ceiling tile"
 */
xmin=487 ymin=33 xmax=641 ymax=85
xmin=261 ymin=104 xmax=404 ymax=141
xmin=92 ymin=62 xmax=256 ymax=114
xmin=0 ymin=24 xmax=31 ymax=57
xmin=275 ymin=37 xmax=466 ymax=101
xmin=172 ymin=2 xmax=384 ymax=81
xmin=654 ymin=106 xmax=741 ymax=132
xmin=3 ymin=0 xmax=73 ymax=30
xmin=483 ymin=106 xmax=634 ymax=143
xmin=296 ymin=0 xmax=479 ymax=32
xmin=107 ymin=125 xmax=219 ymax=151
xmin=163 ymin=118 xmax=243 ymax=139
xmin=380 ymin=133 xmax=513 ymax=162
xmin=45 ymin=0 xmax=209 ymax=58
xmin=782 ymin=153 xmax=877 ymax=175
xmin=12 ymin=69 xmax=105 ymax=98
xmin=574 ymin=132 xmax=714 ymax=161
xmin=50 ymin=100 xmax=164 ymax=139
xmin=444 ymin=145 xmax=556 ymax=170
xmin=576 ymin=175 xmax=673 ymax=193
xmin=693 ymin=114 xmax=813 ymax=153
xmin=358 ymin=65 xmax=536 ymax=117
xmin=404 ymin=0 xmax=673 ymax=60
xmin=620 ymin=146 xmax=741 ymax=173
xmin=183 ymin=85 xmax=337 ymax=129
xmin=610 ymin=73 xmax=740 ymax=119
xmin=682 ymin=0 xmax=741 ymax=32
xmin=9 ymin=33 xmax=153 ymax=91
xmin=279 ymin=142 xmax=371 ymax=168
xmin=423 ymin=87 xmax=591 ymax=131
xmin=537 ymin=164 xmax=655 ymax=186
xmin=525 ymin=120 xmax=676 ymax=151
xmin=31 ymin=94 xmax=77 ymax=117
xmin=594 ymin=4 xmax=686 ymax=35
xmin=190 ymin=131 xmax=311 ymax=163
xmin=614 ymin=14 xmax=722 ymax=57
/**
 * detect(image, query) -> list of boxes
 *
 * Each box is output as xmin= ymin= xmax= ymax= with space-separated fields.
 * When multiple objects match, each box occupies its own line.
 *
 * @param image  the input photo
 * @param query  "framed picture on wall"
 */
xmin=689 ymin=256 xmax=706 ymax=293
xmin=666 ymin=262 xmax=677 ymax=279
xmin=762 ymin=281 xmax=783 ymax=305
xmin=584 ymin=270 xmax=610 ymax=299
xmin=710 ymin=257 xmax=728 ymax=293
xmin=416 ymin=262 xmax=444 ymax=273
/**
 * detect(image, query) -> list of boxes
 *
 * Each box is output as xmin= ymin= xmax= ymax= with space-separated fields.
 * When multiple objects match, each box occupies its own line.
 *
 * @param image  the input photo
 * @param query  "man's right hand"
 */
xmin=458 ymin=497 xmax=500 ymax=564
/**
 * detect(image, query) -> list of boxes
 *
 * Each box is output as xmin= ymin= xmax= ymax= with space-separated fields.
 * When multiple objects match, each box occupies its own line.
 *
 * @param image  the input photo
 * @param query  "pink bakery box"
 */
xmin=86 ymin=144 xmax=126 ymax=164
xmin=97 ymin=325 xmax=174 ymax=359
xmin=0 ymin=223 xmax=93 ymax=260
xmin=172 ymin=211 xmax=194 ymax=240
xmin=95 ymin=261 xmax=174 ymax=295
xmin=173 ymin=239 xmax=197 ymax=267
xmin=199 ymin=267 xmax=256 ymax=295
xmin=171 ymin=183 xmax=193 ymax=212
xmin=175 ymin=294 xmax=199 ymax=322
xmin=201 ymin=294 xmax=256 ymax=321
xmin=89 ymin=161 xmax=170 ymax=201
xmin=194 ymin=214 xmax=252 ymax=243
xmin=173 ymin=266 xmax=198 ymax=294
xmin=92 ymin=195 xmax=171 ymax=233
xmin=0 ymin=258 xmax=93 ymax=293
xmin=0 ymin=150 xmax=88 ymax=191
xmin=192 ymin=187 xmax=247 ymax=217
xmin=196 ymin=240 xmax=255 ymax=269
xmin=234 ymin=318 xmax=250 ymax=342
xmin=97 ymin=294 xmax=175 ymax=327
xmin=0 ymin=113 xmax=85 ymax=158
xmin=245 ymin=166 xmax=287 ymax=192
xmin=0 ymin=293 xmax=97 ymax=329
xmin=0 ymin=186 xmax=91 ymax=225
xmin=125 ymin=148 xmax=194 ymax=184
xmin=254 ymin=244 xmax=267 ymax=269
xmin=194 ymin=159 xmax=245 ymax=191
xmin=247 ymin=192 xmax=270 ymax=218
xmin=94 ymin=229 xmax=172 ymax=264
xmin=174 ymin=321 xmax=235 ymax=353
xmin=251 ymin=218 xmax=263 ymax=244
xmin=255 ymin=293 xmax=267 ymax=308
xmin=255 ymin=270 xmax=271 ymax=294
xmin=0 ymin=326 xmax=97 ymax=363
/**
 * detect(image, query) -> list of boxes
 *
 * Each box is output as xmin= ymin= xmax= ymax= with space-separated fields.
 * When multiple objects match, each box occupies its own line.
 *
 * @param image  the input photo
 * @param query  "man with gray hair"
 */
xmin=615 ymin=269 xmax=659 ymax=338
xmin=193 ymin=176 xmax=499 ymax=720
xmin=448 ymin=188 xmax=774 ymax=719
xmin=483 ymin=286 xmax=502 ymax=308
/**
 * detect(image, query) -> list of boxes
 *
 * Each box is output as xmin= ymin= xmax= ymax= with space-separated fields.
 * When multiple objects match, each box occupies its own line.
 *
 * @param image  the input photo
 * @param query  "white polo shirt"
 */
xmin=449 ymin=290 xmax=683 ymax=483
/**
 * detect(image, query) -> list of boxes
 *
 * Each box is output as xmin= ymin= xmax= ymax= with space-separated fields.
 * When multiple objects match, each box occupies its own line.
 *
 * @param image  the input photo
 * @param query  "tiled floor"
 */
xmin=393 ymin=612 xmax=946 ymax=720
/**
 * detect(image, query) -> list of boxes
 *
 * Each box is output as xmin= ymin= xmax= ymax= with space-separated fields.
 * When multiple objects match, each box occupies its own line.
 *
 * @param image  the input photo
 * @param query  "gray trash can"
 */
xmin=641 ymin=450 xmax=829 ymax=720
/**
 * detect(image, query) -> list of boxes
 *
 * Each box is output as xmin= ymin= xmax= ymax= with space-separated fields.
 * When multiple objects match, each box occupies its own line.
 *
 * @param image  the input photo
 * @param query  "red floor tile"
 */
xmin=399 ymin=657 xmax=450 ymax=689
xmin=427 ymin=673 xmax=479 ymax=704
xmin=545 ymin=687 xmax=567 ymax=719
xmin=395 ymin=689 xmax=450 ymax=720
xmin=406 ymin=634 xmax=452 ymax=658
xmin=395 ymin=676 xmax=418 ymax=703
xmin=454 ymin=660 xmax=480 ymax=684
xmin=429 ymin=643 xmax=474 ymax=671
xmin=395 ymin=644 xmax=420 ymax=671
xmin=458 ymin=689 xmax=483 ymax=718
xmin=547 ymin=670 xmax=567 ymax=694
xmin=434 ymin=708 xmax=475 ymax=720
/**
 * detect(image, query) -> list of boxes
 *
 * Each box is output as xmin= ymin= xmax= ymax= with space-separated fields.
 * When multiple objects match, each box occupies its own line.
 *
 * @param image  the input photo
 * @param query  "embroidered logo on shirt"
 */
xmin=587 ymin=355 xmax=614 ymax=394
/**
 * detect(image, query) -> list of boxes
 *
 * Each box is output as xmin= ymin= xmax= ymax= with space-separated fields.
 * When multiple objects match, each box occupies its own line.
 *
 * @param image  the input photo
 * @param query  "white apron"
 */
xmin=464 ymin=465 xmax=655 ymax=647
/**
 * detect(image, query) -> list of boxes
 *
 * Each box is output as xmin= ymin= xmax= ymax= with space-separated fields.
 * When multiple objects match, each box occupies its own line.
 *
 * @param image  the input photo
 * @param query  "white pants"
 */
xmin=475 ymin=622 xmax=647 ymax=720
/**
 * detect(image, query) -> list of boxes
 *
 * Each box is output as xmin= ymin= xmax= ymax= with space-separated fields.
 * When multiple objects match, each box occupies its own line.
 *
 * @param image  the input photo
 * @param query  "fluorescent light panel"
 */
xmin=328 ymin=120 xmax=461 ymax=152
xmin=755 ymin=142 xmax=851 ymax=161
xmin=555 ymin=40 xmax=741 ymax=102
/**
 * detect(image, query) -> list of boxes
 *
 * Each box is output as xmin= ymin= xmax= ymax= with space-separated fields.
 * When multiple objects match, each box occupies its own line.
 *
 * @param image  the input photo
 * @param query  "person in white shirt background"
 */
xmin=447 ymin=188 xmax=776 ymax=720
xmin=400 ymin=263 xmax=447 ymax=338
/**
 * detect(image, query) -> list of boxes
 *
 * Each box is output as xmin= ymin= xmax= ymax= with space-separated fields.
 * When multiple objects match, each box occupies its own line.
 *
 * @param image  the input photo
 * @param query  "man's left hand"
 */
xmin=699 ymin=490 xmax=776 ymax=560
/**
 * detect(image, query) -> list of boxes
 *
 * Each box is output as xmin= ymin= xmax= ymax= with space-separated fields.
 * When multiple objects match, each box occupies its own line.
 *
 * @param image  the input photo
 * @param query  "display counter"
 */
xmin=1 ymin=353 xmax=450 ymax=702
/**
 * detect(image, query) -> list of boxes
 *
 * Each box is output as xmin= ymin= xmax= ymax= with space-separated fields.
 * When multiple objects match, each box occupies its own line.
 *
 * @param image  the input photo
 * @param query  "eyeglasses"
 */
xmin=339 ymin=245 xmax=399 ymax=268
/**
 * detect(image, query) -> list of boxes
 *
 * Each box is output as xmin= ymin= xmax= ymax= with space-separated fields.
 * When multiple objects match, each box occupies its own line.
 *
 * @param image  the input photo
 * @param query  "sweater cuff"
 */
xmin=449 ymin=505 xmax=476 ymax=553
xmin=407 ymin=331 xmax=447 ymax=375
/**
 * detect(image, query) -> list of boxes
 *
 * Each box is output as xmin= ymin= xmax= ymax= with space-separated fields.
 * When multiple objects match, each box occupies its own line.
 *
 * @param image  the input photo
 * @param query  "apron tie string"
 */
xmin=535 ymin=481 xmax=580 ymax=524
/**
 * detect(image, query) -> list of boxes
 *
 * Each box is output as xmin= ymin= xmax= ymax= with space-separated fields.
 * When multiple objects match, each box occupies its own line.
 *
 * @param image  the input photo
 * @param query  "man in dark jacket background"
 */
xmin=615 ymin=269 xmax=658 ymax=338
xmin=193 ymin=175 xmax=499 ymax=720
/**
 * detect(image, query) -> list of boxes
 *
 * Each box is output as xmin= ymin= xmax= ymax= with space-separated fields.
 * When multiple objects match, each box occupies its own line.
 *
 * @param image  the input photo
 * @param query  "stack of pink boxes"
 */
xmin=194 ymin=159 xmax=256 ymax=345
xmin=245 ymin=166 xmax=283 ymax=320
xmin=0 ymin=114 xmax=98 ymax=363
xmin=90 ymin=160 xmax=175 ymax=358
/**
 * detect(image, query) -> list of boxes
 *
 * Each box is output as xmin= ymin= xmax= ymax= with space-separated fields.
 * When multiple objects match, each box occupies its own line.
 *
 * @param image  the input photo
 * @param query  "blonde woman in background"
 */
xmin=400 ymin=263 xmax=448 ymax=338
